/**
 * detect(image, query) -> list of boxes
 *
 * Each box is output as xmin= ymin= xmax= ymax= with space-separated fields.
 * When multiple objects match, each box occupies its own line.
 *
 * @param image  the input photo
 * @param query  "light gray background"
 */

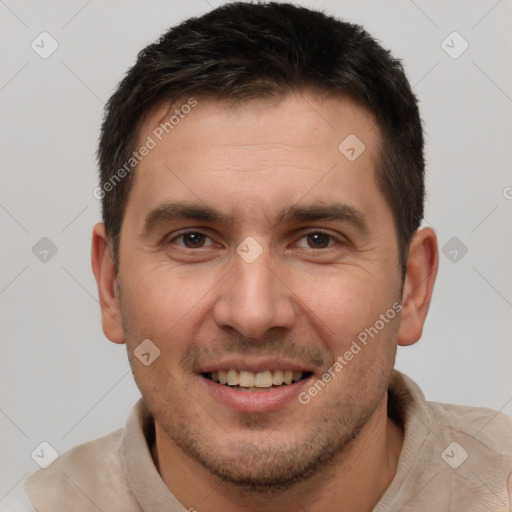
xmin=1 ymin=0 xmax=511 ymax=507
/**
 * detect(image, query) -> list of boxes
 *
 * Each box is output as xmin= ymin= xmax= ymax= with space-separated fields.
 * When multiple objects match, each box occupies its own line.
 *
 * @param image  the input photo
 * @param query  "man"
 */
xmin=24 ymin=2 xmax=512 ymax=511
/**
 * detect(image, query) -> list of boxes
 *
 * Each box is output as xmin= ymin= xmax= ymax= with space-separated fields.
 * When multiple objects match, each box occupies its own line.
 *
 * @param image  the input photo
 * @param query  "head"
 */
xmin=92 ymin=2 xmax=437 ymax=493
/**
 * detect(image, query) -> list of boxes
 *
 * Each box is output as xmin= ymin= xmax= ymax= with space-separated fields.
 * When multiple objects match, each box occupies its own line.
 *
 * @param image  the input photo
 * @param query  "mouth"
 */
xmin=200 ymin=368 xmax=314 ymax=413
xmin=202 ymin=369 xmax=313 ymax=392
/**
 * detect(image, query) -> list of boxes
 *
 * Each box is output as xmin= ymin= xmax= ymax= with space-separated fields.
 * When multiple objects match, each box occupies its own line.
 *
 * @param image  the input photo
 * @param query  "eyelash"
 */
xmin=167 ymin=229 xmax=345 ymax=250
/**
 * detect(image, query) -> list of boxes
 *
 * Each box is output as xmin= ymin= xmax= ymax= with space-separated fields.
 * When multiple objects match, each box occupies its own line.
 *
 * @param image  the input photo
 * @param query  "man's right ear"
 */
xmin=91 ymin=223 xmax=125 ymax=344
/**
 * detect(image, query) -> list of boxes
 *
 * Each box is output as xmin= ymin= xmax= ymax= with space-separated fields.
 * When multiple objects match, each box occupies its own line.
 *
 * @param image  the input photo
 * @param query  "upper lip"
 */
xmin=197 ymin=357 xmax=315 ymax=374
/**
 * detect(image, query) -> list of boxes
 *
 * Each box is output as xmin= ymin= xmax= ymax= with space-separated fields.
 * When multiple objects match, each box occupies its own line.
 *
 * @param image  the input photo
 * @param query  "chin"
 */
xmin=161 ymin=406 xmax=372 ymax=494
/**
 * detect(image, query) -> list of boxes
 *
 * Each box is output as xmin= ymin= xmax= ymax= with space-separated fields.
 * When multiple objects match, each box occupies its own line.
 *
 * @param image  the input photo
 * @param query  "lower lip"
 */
xmin=200 ymin=375 xmax=312 ymax=413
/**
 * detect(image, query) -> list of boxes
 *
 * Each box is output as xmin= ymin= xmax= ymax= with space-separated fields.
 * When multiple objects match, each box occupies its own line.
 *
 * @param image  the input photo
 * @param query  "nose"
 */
xmin=212 ymin=248 xmax=297 ymax=340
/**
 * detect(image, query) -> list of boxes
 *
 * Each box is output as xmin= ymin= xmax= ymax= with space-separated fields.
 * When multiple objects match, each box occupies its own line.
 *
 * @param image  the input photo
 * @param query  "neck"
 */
xmin=152 ymin=395 xmax=403 ymax=512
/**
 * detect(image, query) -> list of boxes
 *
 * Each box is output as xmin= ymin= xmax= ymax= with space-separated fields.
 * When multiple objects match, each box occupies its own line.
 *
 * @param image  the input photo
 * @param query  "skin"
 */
xmin=92 ymin=90 xmax=438 ymax=512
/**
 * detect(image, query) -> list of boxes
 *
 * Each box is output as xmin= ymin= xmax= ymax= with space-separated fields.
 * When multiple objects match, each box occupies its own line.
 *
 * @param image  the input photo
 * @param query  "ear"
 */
xmin=91 ymin=223 xmax=125 ymax=344
xmin=397 ymin=227 xmax=438 ymax=347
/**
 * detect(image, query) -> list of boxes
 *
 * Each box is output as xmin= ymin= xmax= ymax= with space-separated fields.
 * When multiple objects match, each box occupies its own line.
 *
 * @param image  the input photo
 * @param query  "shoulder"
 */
xmin=427 ymin=399 xmax=512 ymax=456
xmin=392 ymin=371 xmax=512 ymax=460
xmin=427 ymin=400 xmax=512 ymax=509
xmin=386 ymin=371 xmax=512 ymax=510
xmin=24 ymin=428 xmax=141 ymax=512
xmin=428 ymin=398 xmax=512 ymax=508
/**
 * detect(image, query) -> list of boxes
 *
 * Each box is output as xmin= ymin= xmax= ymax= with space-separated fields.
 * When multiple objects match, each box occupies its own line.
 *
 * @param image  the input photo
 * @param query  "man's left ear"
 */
xmin=397 ymin=227 xmax=439 ymax=347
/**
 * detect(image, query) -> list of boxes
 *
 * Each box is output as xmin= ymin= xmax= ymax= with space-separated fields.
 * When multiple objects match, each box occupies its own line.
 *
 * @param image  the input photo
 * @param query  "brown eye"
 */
xmin=183 ymin=232 xmax=206 ymax=248
xmin=170 ymin=231 xmax=213 ymax=249
xmin=306 ymin=232 xmax=332 ymax=248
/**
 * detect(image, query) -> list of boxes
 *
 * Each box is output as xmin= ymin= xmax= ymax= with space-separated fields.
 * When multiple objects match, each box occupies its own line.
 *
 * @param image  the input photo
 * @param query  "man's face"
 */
xmin=117 ymin=91 xmax=402 ymax=488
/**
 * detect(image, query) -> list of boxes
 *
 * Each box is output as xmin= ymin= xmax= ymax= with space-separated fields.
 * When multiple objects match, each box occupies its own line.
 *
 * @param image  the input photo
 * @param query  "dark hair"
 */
xmin=98 ymin=1 xmax=424 ymax=275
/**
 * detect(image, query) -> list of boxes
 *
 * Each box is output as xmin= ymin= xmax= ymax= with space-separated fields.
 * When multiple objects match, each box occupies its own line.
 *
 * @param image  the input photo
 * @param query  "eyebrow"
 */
xmin=277 ymin=204 xmax=368 ymax=233
xmin=142 ymin=202 xmax=230 ymax=236
xmin=141 ymin=201 xmax=368 ymax=236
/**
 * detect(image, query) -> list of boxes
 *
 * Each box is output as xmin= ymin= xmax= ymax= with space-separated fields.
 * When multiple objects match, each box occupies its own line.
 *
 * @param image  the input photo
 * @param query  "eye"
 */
xmin=170 ymin=231 xmax=214 ymax=249
xmin=295 ymin=231 xmax=340 ymax=249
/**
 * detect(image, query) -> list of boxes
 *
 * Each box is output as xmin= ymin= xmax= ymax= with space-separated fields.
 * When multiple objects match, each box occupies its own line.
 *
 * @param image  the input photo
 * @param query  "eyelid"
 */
xmin=293 ymin=229 xmax=347 ymax=248
xmin=167 ymin=229 xmax=216 ymax=248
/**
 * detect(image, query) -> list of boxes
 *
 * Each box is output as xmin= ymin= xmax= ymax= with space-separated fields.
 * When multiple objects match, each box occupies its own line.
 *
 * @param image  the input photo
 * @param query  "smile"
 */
xmin=201 ymin=369 xmax=314 ymax=413
xmin=204 ymin=369 xmax=312 ymax=391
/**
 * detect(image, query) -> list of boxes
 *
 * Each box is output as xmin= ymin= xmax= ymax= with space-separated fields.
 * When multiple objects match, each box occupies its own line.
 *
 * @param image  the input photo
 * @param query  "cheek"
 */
xmin=124 ymin=263 xmax=187 ymax=318
xmin=293 ymin=269 xmax=398 ymax=346
xmin=119 ymin=263 xmax=219 ymax=350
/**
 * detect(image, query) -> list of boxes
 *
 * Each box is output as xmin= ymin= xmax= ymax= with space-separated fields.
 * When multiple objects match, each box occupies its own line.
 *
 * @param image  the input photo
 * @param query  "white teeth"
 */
xmin=208 ymin=369 xmax=305 ymax=388
xmin=272 ymin=370 xmax=284 ymax=385
xmin=283 ymin=370 xmax=293 ymax=385
xmin=226 ymin=369 xmax=238 ymax=386
xmin=238 ymin=371 xmax=255 ymax=387
xmin=254 ymin=370 xmax=273 ymax=388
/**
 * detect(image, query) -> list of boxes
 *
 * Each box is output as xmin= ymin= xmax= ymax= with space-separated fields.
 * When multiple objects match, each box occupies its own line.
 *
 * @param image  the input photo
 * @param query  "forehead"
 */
xmin=141 ymin=91 xmax=379 ymax=159
xmin=126 ymin=91 xmax=385 ymax=227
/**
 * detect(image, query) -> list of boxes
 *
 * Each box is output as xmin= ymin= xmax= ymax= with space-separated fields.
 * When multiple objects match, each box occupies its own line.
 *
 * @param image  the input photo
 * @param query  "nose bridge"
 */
xmin=213 ymin=247 xmax=295 ymax=338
